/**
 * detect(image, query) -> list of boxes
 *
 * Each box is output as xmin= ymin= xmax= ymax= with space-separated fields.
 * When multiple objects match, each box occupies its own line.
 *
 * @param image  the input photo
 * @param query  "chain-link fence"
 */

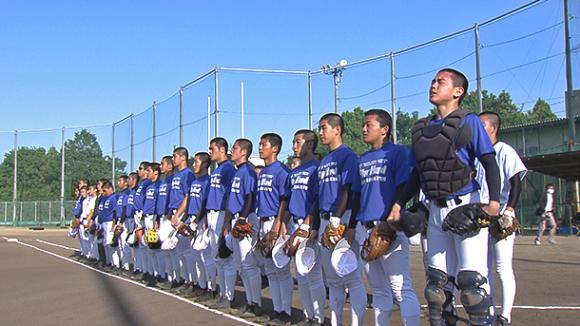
xmin=0 ymin=0 xmax=578 ymax=228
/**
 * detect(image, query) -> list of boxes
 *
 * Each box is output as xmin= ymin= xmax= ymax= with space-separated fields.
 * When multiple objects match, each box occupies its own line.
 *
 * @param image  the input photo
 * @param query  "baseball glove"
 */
xmin=110 ymin=225 xmax=123 ymax=247
xmin=321 ymin=223 xmax=346 ymax=249
xmin=284 ymin=227 xmax=309 ymax=257
xmin=232 ymin=219 xmax=253 ymax=239
xmin=217 ymin=233 xmax=233 ymax=258
xmin=176 ymin=223 xmax=196 ymax=237
xmin=443 ymin=203 xmax=494 ymax=237
xmin=255 ymin=231 xmax=278 ymax=258
xmin=361 ymin=221 xmax=396 ymax=261
xmin=489 ymin=214 xmax=520 ymax=240
xmin=70 ymin=217 xmax=81 ymax=229
xmin=399 ymin=202 xmax=429 ymax=237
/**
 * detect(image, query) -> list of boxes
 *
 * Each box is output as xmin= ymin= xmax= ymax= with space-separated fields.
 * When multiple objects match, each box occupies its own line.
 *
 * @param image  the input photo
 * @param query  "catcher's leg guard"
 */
xmin=424 ymin=267 xmax=449 ymax=326
xmin=457 ymin=270 xmax=493 ymax=325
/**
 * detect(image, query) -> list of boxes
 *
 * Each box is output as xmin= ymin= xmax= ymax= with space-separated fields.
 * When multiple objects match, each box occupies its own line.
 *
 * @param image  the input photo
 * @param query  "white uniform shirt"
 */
xmin=81 ymin=195 xmax=96 ymax=219
xmin=476 ymin=141 xmax=527 ymax=213
xmin=545 ymin=194 xmax=553 ymax=212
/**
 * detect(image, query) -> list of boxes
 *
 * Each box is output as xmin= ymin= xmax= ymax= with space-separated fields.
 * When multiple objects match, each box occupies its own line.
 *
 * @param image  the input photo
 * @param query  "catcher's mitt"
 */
xmin=284 ymin=227 xmax=309 ymax=257
xmin=70 ymin=217 xmax=81 ymax=229
xmin=489 ymin=213 xmax=520 ymax=240
xmin=217 ymin=234 xmax=233 ymax=258
xmin=443 ymin=203 xmax=494 ymax=237
xmin=232 ymin=219 xmax=253 ymax=239
xmin=399 ymin=202 xmax=429 ymax=237
xmin=176 ymin=223 xmax=196 ymax=237
xmin=361 ymin=221 xmax=396 ymax=261
xmin=110 ymin=225 xmax=123 ymax=247
xmin=321 ymin=223 xmax=346 ymax=249
xmin=255 ymin=231 xmax=278 ymax=258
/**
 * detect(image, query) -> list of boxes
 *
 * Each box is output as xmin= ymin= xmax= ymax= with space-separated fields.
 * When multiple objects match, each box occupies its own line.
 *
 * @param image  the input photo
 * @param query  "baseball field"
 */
xmin=1 ymin=228 xmax=578 ymax=325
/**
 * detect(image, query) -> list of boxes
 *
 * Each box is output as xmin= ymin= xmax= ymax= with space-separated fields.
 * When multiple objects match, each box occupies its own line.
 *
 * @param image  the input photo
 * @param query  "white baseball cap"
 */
xmin=296 ymin=238 xmax=318 ymax=276
xmin=272 ymin=236 xmax=290 ymax=268
xmin=126 ymin=230 xmax=136 ymax=245
xmin=192 ymin=228 xmax=210 ymax=251
xmin=331 ymin=238 xmax=358 ymax=277
xmin=157 ymin=220 xmax=173 ymax=242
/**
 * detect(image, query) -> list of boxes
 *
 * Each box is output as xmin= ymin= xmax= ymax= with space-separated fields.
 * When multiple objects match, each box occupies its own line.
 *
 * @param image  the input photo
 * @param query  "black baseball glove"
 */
xmin=442 ymin=203 xmax=494 ymax=237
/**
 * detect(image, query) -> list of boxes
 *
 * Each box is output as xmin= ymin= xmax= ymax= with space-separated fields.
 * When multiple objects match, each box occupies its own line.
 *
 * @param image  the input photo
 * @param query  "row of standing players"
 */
xmin=69 ymin=68 xmax=527 ymax=326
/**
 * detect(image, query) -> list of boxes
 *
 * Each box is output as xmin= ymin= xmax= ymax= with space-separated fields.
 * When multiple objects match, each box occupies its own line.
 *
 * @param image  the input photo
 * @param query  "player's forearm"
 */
xmin=175 ymin=194 xmax=189 ymax=222
xmin=333 ymin=185 xmax=351 ymax=218
xmin=348 ymin=192 xmax=360 ymax=229
xmin=395 ymin=168 xmax=420 ymax=207
xmin=274 ymin=197 xmax=289 ymax=233
xmin=507 ymin=174 xmax=522 ymax=210
xmin=480 ymin=153 xmax=501 ymax=203
xmin=239 ymin=194 xmax=254 ymax=219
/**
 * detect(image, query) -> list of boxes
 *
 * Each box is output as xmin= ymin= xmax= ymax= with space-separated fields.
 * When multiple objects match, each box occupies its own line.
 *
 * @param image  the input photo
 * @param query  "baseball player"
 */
xmin=388 ymin=68 xmax=502 ymax=326
xmin=286 ymin=129 xmax=326 ymax=325
xmin=78 ymin=185 xmax=92 ymax=259
xmin=317 ymin=113 xmax=367 ymax=326
xmin=143 ymin=162 xmax=162 ymax=286
xmin=114 ymin=175 xmax=131 ymax=272
xmin=96 ymin=180 xmax=118 ymax=269
xmin=72 ymin=182 xmax=87 ymax=258
xmin=121 ymin=172 xmax=139 ymax=276
xmin=156 ymin=155 xmax=176 ymax=290
xmin=168 ymin=147 xmax=195 ymax=290
xmin=254 ymin=132 xmax=292 ymax=325
xmin=204 ymin=137 xmax=237 ymax=309
xmin=226 ymin=138 xmax=262 ymax=318
xmin=351 ymin=109 xmax=420 ymax=326
xmin=476 ymin=111 xmax=527 ymax=326
xmin=187 ymin=152 xmax=214 ymax=299
xmin=535 ymin=184 xmax=558 ymax=246
xmin=133 ymin=161 xmax=152 ymax=280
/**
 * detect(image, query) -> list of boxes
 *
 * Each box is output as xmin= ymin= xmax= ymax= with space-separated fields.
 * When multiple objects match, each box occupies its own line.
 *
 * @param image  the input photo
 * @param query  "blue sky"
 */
xmin=0 ymin=0 xmax=577 ymax=167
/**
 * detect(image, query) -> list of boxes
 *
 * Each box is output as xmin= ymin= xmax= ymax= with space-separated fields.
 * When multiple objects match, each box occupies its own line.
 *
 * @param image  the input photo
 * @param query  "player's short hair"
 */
xmin=148 ymin=162 xmax=160 ymax=175
xmin=438 ymin=68 xmax=469 ymax=104
xmin=173 ymin=147 xmax=189 ymax=160
xmin=195 ymin=152 xmax=211 ymax=169
xmin=139 ymin=161 xmax=150 ymax=171
xmin=78 ymin=179 xmax=88 ymax=186
xmin=118 ymin=175 xmax=128 ymax=182
xmin=161 ymin=155 xmax=174 ymax=166
xmin=79 ymin=185 xmax=88 ymax=192
xmin=261 ymin=133 xmax=283 ymax=153
xmin=479 ymin=111 xmax=501 ymax=132
xmin=98 ymin=178 xmax=108 ymax=186
xmin=102 ymin=180 xmax=114 ymax=190
xmin=294 ymin=129 xmax=318 ymax=151
xmin=545 ymin=183 xmax=555 ymax=189
xmin=235 ymin=138 xmax=253 ymax=159
xmin=128 ymin=172 xmax=139 ymax=184
xmin=210 ymin=137 xmax=229 ymax=152
xmin=319 ymin=113 xmax=344 ymax=135
xmin=365 ymin=109 xmax=392 ymax=141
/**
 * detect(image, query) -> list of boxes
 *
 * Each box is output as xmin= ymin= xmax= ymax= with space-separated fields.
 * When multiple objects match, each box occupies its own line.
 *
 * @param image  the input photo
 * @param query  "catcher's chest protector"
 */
xmin=411 ymin=109 xmax=473 ymax=200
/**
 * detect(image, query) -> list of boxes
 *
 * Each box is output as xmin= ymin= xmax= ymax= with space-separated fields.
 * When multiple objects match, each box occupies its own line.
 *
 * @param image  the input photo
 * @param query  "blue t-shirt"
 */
xmin=257 ymin=160 xmax=290 ymax=218
xmin=143 ymin=180 xmax=160 ymax=215
xmin=73 ymin=196 xmax=84 ymax=217
xmin=288 ymin=159 xmax=319 ymax=220
xmin=419 ymin=113 xmax=495 ymax=198
xmin=228 ymin=163 xmax=257 ymax=215
xmin=133 ymin=179 xmax=152 ymax=211
xmin=116 ymin=188 xmax=131 ymax=218
xmin=125 ymin=187 xmax=137 ymax=218
xmin=318 ymin=144 xmax=359 ymax=213
xmin=354 ymin=143 xmax=413 ymax=222
xmin=156 ymin=174 xmax=174 ymax=216
xmin=187 ymin=174 xmax=211 ymax=216
xmin=206 ymin=160 xmax=237 ymax=211
xmin=98 ymin=194 xmax=117 ymax=223
xmin=169 ymin=167 xmax=195 ymax=210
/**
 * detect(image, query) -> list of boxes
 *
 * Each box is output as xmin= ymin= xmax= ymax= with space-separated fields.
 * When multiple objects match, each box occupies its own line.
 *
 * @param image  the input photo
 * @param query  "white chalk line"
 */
xmin=7 ymin=237 xmax=259 ymax=326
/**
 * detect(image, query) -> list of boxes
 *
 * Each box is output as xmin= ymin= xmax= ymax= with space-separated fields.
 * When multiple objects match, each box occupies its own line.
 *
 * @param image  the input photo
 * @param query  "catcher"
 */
xmin=475 ymin=111 xmax=527 ymax=326
xmin=387 ymin=69 xmax=502 ymax=326
xmin=349 ymin=109 xmax=421 ymax=326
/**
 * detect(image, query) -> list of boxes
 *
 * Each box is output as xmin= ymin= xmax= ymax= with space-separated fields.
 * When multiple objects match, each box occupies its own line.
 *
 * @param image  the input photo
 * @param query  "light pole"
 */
xmin=322 ymin=59 xmax=348 ymax=113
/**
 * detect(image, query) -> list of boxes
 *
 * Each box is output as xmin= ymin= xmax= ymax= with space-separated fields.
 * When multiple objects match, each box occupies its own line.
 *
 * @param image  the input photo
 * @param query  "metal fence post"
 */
xmin=179 ymin=87 xmax=184 ymax=147
xmin=214 ymin=67 xmax=219 ymax=137
xmin=390 ymin=52 xmax=397 ymax=144
xmin=49 ymin=201 xmax=52 ymax=223
xmin=34 ymin=201 xmax=38 ymax=224
xmin=152 ymin=101 xmax=157 ymax=161
xmin=474 ymin=23 xmax=483 ymax=113
xmin=130 ymin=113 xmax=134 ymax=171
xmin=241 ymin=82 xmax=245 ymax=138
xmin=308 ymin=71 xmax=313 ymax=130
xmin=112 ymin=122 xmax=116 ymax=182
xmin=60 ymin=127 xmax=65 ymax=226
xmin=13 ymin=130 xmax=17 ymax=226
xmin=207 ymin=96 xmax=211 ymax=147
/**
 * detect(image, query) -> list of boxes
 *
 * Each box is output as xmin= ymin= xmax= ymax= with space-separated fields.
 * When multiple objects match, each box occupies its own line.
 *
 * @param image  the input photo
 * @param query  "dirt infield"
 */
xmin=1 ymin=228 xmax=579 ymax=325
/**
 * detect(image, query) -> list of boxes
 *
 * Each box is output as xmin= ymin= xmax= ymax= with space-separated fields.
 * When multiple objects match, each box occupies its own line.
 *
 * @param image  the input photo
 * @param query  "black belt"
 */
xmin=434 ymin=197 xmax=462 ymax=208
xmin=321 ymin=212 xmax=332 ymax=220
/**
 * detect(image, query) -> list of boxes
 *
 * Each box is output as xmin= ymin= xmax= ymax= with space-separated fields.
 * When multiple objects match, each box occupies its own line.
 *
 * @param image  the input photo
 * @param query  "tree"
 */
xmin=396 ymin=110 xmax=419 ymax=146
xmin=527 ymin=98 xmax=557 ymax=123
xmin=341 ymin=108 xmax=369 ymax=155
